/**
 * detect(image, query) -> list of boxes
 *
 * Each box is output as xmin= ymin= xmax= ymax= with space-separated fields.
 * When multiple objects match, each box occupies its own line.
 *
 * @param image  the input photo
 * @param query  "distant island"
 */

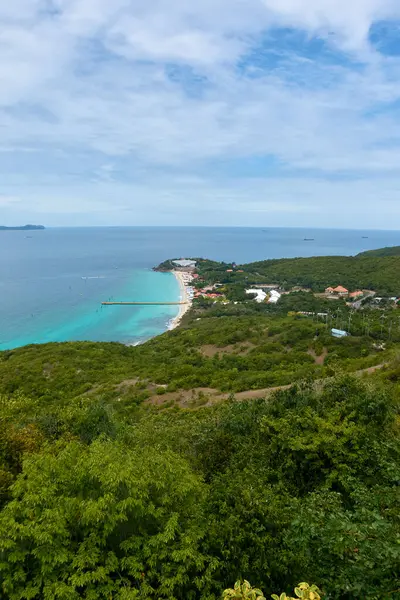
xmin=0 ymin=224 xmax=45 ymax=231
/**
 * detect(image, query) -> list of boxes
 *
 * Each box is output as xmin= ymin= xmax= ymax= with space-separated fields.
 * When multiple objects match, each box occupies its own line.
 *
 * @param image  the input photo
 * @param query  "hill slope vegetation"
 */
xmin=1 ymin=247 xmax=400 ymax=598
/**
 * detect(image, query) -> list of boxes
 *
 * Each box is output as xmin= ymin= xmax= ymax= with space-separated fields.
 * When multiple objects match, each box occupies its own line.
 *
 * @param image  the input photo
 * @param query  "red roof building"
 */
xmin=332 ymin=286 xmax=349 ymax=295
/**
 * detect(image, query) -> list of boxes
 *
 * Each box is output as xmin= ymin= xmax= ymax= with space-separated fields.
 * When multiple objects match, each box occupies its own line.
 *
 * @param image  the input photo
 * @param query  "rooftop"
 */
xmin=246 ymin=288 xmax=267 ymax=303
xmin=331 ymin=328 xmax=349 ymax=337
xmin=173 ymin=259 xmax=196 ymax=268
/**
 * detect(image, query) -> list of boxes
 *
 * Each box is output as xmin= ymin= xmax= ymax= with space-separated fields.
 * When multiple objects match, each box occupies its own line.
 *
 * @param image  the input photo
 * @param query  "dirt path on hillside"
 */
xmin=358 ymin=363 xmax=386 ymax=375
xmin=144 ymin=362 xmax=388 ymax=408
xmin=210 ymin=363 xmax=387 ymax=403
xmin=307 ymin=347 xmax=328 ymax=365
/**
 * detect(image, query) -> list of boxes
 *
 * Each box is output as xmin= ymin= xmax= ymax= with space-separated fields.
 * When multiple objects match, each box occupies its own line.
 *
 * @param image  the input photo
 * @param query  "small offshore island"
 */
xmin=0 ymin=224 xmax=45 ymax=231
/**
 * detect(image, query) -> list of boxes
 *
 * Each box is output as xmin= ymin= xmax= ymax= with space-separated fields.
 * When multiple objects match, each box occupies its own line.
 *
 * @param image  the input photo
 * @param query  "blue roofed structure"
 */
xmin=331 ymin=328 xmax=349 ymax=338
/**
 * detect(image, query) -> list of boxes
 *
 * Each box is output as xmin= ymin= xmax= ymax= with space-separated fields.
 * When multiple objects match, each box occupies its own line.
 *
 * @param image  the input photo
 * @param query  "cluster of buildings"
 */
xmin=172 ymin=260 xmax=226 ymax=301
xmin=193 ymin=283 xmax=224 ymax=300
xmin=177 ymin=270 xmax=195 ymax=301
xmin=325 ymin=286 xmax=364 ymax=299
xmin=245 ymin=288 xmax=282 ymax=304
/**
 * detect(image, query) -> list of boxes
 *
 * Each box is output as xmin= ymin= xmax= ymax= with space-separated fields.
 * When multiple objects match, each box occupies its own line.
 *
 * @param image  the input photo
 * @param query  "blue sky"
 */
xmin=2 ymin=0 xmax=400 ymax=228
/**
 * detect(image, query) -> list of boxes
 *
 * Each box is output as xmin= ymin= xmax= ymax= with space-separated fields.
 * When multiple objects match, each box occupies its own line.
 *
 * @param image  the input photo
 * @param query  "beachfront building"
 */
xmin=172 ymin=259 xmax=196 ymax=272
xmin=173 ymin=259 xmax=196 ymax=268
xmin=180 ymin=272 xmax=194 ymax=285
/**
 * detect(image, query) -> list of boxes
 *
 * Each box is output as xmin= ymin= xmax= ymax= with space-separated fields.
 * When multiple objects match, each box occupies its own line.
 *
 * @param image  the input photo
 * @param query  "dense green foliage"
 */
xmin=357 ymin=246 xmax=400 ymax=257
xmin=195 ymin=254 xmax=400 ymax=295
xmin=0 ymin=310 xmax=394 ymax=403
xmin=1 ymin=440 xmax=208 ymax=599
xmin=2 ymin=247 xmax=400 ymax=598
xmin=1 ymin=352 xmax=400 ymax=598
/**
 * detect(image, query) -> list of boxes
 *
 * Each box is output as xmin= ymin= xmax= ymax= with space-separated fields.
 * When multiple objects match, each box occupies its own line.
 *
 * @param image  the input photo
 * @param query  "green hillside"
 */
xmin=1 ymin=248 xmax=400 ymax=598
xmin=357 ymin=245 xmax=400 ymax=257
xmin=194 ymin=254 xmax=400 ymax=295
xmin=1 ymin=340 xmax=399 ymax=598
xmin=0 ymin=307 xmax=396 ymax=404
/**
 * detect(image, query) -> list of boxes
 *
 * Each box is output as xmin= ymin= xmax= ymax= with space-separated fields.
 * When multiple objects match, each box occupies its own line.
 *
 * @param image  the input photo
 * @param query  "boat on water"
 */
xmin=362 ymin=236 xmax=369 ymax=239
xmin=304 ymin=238 xmax=315 ymax=241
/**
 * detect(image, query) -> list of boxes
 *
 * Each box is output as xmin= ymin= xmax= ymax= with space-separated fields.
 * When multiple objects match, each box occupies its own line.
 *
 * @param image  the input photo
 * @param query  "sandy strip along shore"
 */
xmin=169 ymin=271 xmax=192 ymax=330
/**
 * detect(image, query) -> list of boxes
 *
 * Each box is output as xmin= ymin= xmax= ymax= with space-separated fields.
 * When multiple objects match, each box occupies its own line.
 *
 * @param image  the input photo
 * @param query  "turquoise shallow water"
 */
xmin=0 ymin=227 xmax=182 ymax=349
xmin=0 ymin=270 xmax=178 ymax=350
xmin=1 ymin=226 xmax=400 ymax=350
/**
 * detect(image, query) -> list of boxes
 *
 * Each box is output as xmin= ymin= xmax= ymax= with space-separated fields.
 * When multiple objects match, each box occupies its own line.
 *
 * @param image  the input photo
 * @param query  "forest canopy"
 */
xmin=0 ymin=372 xmax=399 ymax=599
xmin=192 ymin=254 xmax=400 ymax=295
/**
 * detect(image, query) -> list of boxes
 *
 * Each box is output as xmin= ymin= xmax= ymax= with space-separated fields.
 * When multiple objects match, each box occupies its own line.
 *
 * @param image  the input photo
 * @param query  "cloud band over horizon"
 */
xmin=2 ymin=0 xmax=400 ymax=228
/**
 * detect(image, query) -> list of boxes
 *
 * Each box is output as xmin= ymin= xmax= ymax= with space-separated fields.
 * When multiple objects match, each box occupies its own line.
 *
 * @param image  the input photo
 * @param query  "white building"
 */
xmin=268 ymin=290 xmax=281 ymax=304
xmin=173 ymin=259 xmax=196 ymax=268
xmin=246 ymin=289 xmax=267 ymax=303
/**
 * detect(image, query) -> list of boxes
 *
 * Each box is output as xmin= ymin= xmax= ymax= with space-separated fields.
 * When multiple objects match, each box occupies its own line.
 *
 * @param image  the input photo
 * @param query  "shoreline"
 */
xmin=169 ymin=271 xmax=192 ymax=330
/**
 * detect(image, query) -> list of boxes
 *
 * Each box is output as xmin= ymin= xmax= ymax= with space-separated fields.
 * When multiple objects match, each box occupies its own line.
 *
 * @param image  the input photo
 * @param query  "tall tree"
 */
xmin=0 ymin=439 xmax=210 ymax=600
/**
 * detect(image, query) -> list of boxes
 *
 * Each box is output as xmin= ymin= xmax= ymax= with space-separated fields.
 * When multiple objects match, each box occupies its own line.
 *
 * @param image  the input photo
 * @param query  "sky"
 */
xmin=2 ymin=0 xmax=400 ymax=228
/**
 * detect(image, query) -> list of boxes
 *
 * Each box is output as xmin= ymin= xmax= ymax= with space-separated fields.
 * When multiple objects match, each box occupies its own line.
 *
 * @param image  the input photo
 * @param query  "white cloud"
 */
xmin=2 ymin=0 xmax=400 ymax=226
xmin=0 ymin=195 xmax=21 ymax=207
xmin=261 ymin=0 xmax=399 ymax=50
xmin=4 ymin=174 xmax=399 ymax=229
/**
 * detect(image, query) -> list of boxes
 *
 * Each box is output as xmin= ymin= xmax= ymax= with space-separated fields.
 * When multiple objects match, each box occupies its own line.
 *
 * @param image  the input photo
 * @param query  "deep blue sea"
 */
xmin=1 ymin=226 xmax=400 ymax=350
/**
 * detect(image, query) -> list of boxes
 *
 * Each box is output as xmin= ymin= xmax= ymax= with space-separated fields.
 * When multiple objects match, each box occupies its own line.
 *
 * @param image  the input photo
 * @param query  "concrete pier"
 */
xmin=101 ymin=301 xmax=188 ymax=306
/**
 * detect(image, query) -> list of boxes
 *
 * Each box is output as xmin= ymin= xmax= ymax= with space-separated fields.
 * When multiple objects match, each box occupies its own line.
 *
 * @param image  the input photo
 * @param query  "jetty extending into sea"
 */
xmin=102 ymin=301 xmax=188 ymax=306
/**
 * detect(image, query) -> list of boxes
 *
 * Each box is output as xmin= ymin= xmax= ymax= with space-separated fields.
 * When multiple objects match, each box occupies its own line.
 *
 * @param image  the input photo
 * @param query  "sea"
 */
xmin=1 ymin=226 xmax=400 ymax=351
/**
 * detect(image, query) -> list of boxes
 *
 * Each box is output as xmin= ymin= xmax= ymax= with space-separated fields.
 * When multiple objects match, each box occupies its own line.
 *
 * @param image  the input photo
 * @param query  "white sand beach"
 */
xmin=169 ymin=271 xmax=192 ymax=330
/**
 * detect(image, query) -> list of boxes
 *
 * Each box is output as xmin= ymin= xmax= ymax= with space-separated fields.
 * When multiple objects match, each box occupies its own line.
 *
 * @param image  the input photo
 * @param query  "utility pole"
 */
xmin=348 ymin=311 xmax=353 ymax=334
xmin=380 ymin=314 xmax=386 ymax=338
